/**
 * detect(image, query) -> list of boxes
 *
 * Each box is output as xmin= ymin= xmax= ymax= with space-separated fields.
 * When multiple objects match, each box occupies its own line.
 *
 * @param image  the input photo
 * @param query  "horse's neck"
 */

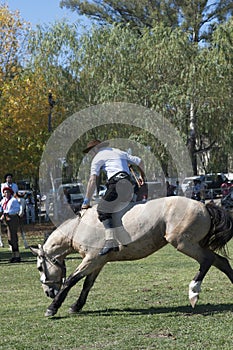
xmin=43 ymin=226 xmax=74 ymax=259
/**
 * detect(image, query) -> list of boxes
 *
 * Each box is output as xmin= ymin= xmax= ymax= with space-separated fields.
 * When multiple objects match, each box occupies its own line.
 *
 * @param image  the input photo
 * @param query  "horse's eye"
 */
xmin=38 ymin=265 xmax=43 ymax=272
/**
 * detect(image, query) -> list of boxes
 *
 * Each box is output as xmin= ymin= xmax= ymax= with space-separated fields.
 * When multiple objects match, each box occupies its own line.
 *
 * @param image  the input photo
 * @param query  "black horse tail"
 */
xmin=200 ymin=203 xmax=233 ymax=257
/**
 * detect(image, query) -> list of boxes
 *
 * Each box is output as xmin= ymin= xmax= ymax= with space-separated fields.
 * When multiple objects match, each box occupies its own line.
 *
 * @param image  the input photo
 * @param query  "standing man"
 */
xmin=81 ymin=140 xmax=145 ymax=256
xmin=1 ymin=173 xmax=19 ymax=197
xmin=0 ymin=187 xmax=21 ymax=262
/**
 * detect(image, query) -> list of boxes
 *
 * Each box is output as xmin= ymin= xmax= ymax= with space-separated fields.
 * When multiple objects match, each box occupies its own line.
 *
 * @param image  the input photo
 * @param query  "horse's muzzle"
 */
xmin=45 ymin=287 xmax=58 ymax=299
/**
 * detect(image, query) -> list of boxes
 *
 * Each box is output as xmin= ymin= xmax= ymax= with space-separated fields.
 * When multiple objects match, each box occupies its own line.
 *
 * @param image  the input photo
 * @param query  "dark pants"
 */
xmin=97 ymin=172 xmax=134 ymax=222
xmin=5 ymin=215 xmax=19 ymax=252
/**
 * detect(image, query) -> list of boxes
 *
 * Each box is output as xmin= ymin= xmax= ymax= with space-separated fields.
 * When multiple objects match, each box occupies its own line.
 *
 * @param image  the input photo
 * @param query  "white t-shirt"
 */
xmin=90 ymin=147 xmax=141 ymax=180
xmin=0 ymin=196 xmax=20 ymax=215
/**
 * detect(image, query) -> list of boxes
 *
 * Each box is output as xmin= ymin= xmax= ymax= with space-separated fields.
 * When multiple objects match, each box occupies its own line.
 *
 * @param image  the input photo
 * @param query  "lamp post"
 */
xmin=48 ymin=91 xmax=55 ymax=132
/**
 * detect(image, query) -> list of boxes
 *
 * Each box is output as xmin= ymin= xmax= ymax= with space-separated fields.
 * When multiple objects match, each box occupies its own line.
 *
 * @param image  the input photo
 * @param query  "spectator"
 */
xmin=199 ymin=175 xmax=207 ymax=203
xmin=0 ymin=221 xmax=3 ymax=247
xmin=166 ymin=181 xmax=175 ymax=196
xmin=25 ymin=192 xmax=35 ymax=224
xmin=185 ymin=181 xmax=193 ymax=198
xmin=221 ymin=178 xmax=232 ymax=197
xmin=0 ymin=187 xmax=21 ymax=262
xmin=63 ymin=188 xmax=71 ymax=204
xmin=1 ymin=173 xmax=19 ymax=196
xmin=191 ymin=179 xmax=201 ymax=201
xmin=57 ymin=189 xmax=72 ymax=222
xmin=214 ymin=174 xmax=224 ymax=189
xmin=174 ymin=180 xmax=183 ymax=196
xmin=15 ymin=192 xmax=28 ymax=248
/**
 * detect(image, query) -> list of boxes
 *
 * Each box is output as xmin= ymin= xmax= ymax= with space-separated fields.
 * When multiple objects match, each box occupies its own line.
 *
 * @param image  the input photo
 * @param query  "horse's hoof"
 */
xmin=190 ymin=295 xmax=199 ymax=308
xmin=69 ymin=307 xmax=78 ymax=314
xmin=45 ymin=308 xmax=56 ymax=317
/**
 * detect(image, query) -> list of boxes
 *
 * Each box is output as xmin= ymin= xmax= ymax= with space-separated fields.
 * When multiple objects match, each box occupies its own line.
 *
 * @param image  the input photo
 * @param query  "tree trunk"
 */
xmin=188 ymin=101 xmax=198 ymax=175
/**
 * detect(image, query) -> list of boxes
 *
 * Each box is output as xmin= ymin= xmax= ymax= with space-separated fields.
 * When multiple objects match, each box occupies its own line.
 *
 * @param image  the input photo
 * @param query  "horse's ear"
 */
xmin=30 ymin=245 xmax=41 ymax=256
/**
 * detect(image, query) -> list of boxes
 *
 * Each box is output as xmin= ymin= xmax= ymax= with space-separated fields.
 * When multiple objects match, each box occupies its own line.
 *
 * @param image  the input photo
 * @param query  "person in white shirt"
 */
xmin=25 ymin=192 xmax=35 ymax=224
xmin=0 ymin=186 xmax=21 ymax=262
xmin=1 ymin=173 xmax=19 ymax=197
xmin=81 ymin=139 xmax=145 ymax=255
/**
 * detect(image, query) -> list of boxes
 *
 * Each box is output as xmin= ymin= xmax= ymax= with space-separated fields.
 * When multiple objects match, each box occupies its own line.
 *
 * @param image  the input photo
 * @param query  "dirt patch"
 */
xmin=0 ymin=220 xmax=56 ymax=249
xmin=22 ymin=221 xmax=56 ymax=237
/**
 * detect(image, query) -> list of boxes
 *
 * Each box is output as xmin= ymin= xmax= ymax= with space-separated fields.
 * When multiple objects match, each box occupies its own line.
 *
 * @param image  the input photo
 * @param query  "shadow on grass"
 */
xmin=0 ymin=250 xmax=35 ymax=264
xmin=69 ymin=303 xmax=233 ymax=317
xmin=48 ymin=303 xmax=233 ymax=320
xmin=0 ymin=249 xmax=81 ymax=264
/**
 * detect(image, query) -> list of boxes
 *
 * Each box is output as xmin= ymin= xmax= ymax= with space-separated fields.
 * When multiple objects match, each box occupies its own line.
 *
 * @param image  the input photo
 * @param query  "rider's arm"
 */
xmin=82 ymin=174 xmax=97 ymax=208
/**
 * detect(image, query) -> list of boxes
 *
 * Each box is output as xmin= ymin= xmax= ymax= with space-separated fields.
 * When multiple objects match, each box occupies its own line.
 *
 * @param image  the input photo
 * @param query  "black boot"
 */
xmin=99 ymin=239 xmax=119 ymax=256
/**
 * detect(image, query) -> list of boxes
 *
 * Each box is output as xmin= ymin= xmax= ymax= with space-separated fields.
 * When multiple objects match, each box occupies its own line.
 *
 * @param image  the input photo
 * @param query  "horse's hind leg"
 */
xmin=173 ymin=241 xmax=216 ymax=308
xmin=189 ymin=252 xmax=233 ymax=308
xmin=188 ymin=250 xmax=215 ymax=308
xmin=69 ymin=267 xmax=102 ymax=314
xmin=212 ymin=253 xmax=233 ymax=283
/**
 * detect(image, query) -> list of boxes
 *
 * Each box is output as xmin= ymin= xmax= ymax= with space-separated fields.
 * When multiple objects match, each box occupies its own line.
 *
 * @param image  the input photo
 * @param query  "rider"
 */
xmin=81 ymin=139 xmax=145 ymax=256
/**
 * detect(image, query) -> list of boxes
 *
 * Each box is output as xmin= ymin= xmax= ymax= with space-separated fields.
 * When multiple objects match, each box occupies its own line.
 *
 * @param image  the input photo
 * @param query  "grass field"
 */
xmin=1 ymin=226 xmax=233 ymax=350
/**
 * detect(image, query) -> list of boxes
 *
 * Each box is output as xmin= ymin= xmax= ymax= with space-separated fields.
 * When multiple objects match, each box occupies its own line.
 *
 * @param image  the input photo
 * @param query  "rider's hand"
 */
xmin=81 ymin=203 xmax=90 ymax=210
xmin=81 ymin=198 xmax=91 ymax=210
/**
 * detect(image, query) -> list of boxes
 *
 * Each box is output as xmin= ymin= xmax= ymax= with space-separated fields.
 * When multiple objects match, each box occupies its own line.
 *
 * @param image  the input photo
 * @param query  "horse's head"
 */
xmin=30 ymin=244 xmax=66 ymax=299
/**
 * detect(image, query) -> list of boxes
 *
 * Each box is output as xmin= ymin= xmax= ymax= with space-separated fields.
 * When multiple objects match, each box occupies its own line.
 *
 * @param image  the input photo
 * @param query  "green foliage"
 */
xmin=60 ymin=0 xmax=233 ymax=41
xmin=72 ymin=22 xmax=233 ymax=173
xmin=60 ymin=0 xmax=180 ymax=30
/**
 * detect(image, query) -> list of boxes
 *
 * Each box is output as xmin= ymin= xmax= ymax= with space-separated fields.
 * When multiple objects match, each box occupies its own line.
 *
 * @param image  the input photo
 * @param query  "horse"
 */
xmin=30 ymin=196 xmax=233 ymax=317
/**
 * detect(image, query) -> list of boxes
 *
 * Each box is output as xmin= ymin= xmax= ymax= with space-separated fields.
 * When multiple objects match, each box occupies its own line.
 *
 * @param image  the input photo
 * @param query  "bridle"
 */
xmin=39 ymin=251 xmax=66 ymax=286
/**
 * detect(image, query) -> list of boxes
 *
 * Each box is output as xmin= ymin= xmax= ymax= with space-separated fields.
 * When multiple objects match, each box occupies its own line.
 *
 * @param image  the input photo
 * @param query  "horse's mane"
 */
xmin=200 ymin=203 xmax=233 ymax=257
xmin=43 ymin=215 xmax=82 ymax=244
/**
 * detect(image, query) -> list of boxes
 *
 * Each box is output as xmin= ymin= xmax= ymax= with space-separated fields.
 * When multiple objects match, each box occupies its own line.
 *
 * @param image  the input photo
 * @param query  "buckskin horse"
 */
xmin=30 ymin=196 xmax=233 ymax=317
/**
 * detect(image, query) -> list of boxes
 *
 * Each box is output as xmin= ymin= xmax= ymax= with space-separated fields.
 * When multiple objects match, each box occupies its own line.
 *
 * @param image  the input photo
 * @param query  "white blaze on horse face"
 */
xmin=40 ymin=273 xmax=46 ymax=284
xmin=37 ymin=257 xmax=42 ymax=269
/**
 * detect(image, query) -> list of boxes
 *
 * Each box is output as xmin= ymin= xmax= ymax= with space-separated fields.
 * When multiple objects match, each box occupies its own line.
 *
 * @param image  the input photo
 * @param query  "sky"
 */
xmin=3 ymin=0 xmax=87 ymax=27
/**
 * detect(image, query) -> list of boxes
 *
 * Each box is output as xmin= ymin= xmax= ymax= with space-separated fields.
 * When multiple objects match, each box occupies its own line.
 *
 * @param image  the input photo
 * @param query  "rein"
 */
xmin=40 ymin=251 xmax=66 ymax=286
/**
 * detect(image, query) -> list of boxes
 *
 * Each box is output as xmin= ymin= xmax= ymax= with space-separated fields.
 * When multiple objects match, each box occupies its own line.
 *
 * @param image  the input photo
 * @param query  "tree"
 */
xmin=60 ymin=0 xmax=233 ymax=39
xmin=0 ymin=70 xmax=49 ymax=179
xmin=0 ymin=8 xmax=76 ymax=181
xmin=60 ymin=0 xmax=180 ymax=31
xmin=28 ymin=21 xmax=85 ymax=115
xmin=60 ymin=0 xmax=233 ymax=174
xmin=0 ymin=5 xmax=30 ymax=93
xmin=65 ymin=22 xmax=233 ymax=175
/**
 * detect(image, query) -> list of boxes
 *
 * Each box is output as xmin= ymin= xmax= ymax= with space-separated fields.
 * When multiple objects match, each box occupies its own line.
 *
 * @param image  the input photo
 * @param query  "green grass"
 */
xmin=1 ymin=232 xmax=233 ymax=349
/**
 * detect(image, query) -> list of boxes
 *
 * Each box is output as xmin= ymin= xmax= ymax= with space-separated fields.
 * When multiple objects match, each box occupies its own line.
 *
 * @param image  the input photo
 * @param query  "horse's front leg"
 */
xmin=45 ymin=272 xmax=85 ymax=317
xmin=69 ymin=267 xmax=103 ymax=314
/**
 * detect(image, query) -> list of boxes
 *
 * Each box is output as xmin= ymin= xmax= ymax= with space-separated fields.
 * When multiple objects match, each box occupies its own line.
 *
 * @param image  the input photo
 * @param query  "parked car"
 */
xmin=57 ymin=182 xmax=85 ymax=213
xmin=181 ymin=176 xmax=200 ymax=194
xmin=93 ymin=184 xmax=107 ymax=199
xmin=181 ymin=173 xmax=227 ymax=199
xmin=143 ymin=181 xmax=164 ymax=200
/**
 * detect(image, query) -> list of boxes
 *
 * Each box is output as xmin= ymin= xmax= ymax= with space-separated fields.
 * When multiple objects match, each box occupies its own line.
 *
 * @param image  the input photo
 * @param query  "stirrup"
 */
xmin=99 ymin=239 xmax=119 ymax=256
